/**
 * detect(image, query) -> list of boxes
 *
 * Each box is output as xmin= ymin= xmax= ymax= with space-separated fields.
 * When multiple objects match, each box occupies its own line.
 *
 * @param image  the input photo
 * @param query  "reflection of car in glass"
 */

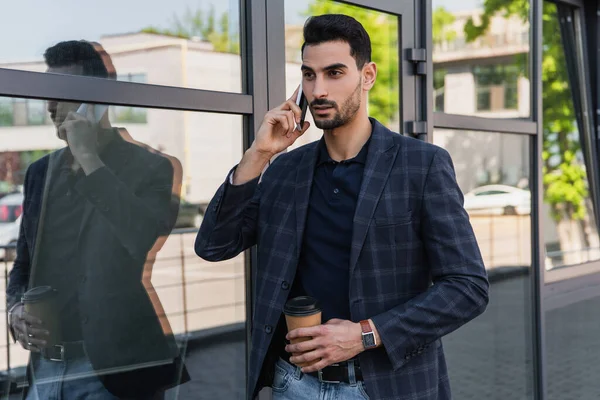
xmin=463 ymin=185 xmax=531 ymax=215
xmin=0 ymin=192 xmax=23 ymax=261
xmin=174 ymin=200 xmax=207 ymax=229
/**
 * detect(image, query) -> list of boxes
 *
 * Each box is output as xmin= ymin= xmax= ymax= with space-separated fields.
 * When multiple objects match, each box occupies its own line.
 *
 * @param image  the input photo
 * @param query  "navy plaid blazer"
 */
xmin=196 ymin=118 xmax=489 ymax=400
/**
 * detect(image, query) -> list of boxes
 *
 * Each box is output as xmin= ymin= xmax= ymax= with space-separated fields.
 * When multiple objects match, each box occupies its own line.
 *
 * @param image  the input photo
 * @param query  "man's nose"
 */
xmin=312 ymin=77 xmax=328 ymax=99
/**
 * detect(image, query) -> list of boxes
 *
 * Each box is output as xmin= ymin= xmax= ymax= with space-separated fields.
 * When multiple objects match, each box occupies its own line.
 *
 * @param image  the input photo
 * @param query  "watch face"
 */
xmin=362 ymin=333 xmax=376 ymax=348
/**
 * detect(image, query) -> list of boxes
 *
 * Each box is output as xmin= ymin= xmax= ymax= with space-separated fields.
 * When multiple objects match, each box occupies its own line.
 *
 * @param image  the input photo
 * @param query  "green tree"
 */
xmin=462 ymin=1 xmax=594 ymax=261
xmin=141 ymin=5 xmax=239 ymax=54
xmin=432 ymin=6 xmax=457 ymax=46
xmin=302 ymin=1 xmax=399 ymax=127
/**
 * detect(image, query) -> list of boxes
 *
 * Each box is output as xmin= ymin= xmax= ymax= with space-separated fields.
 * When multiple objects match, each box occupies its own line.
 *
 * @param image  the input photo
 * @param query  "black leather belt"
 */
xmin=306 ymin=360 xmax=363 ymax=384
xmin=41 ymin=341 xmax=86 ymax=362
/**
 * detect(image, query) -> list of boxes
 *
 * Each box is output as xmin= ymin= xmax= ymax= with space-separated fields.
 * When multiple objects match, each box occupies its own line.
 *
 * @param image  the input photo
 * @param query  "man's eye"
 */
xmin=329 ymin=70 xmax=342 ymax=76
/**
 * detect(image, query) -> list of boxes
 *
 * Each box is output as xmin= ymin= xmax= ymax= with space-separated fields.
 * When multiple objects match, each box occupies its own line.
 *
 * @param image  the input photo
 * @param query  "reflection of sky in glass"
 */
xmin=1 ymin=1 xmax=484 ymax=62
xmin=0 ymin=0 xmax=239 ymax=62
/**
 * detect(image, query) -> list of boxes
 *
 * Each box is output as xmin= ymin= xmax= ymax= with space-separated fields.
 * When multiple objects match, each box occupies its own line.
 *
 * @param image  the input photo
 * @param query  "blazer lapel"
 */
xmin=350 ymin=120 xmax=399 ymax=275
xmin=295 ymin=142 xmax=319 ymax=259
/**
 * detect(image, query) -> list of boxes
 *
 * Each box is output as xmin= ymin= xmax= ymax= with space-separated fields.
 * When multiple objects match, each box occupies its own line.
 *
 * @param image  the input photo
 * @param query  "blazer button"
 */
xmin=281 ymin=281 xmax=290 ymax=290
xmin=264 ymin=325 xmax=273 ymax=334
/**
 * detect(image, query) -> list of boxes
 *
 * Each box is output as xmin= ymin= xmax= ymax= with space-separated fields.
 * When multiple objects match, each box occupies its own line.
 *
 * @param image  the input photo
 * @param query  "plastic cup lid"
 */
xmin=283 ymin=296 xmax=321 ymax=316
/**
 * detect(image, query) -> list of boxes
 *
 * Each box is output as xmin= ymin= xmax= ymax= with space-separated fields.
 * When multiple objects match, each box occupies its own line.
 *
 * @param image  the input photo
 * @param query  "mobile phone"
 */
xmin=295 ymin=83 xmax=308 ymax=131
xmin=76 ymin=103 xmax=108 ymax=123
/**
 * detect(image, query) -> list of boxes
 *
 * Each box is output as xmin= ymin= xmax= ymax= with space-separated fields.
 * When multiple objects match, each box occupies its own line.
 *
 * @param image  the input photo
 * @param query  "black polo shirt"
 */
xmin=290 ymin=136 xmax=370 ymax=322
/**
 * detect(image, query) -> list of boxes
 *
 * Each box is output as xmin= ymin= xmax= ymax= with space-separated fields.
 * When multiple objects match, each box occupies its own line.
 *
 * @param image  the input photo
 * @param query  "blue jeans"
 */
xmin=26 ymin=354 xmax=118 ymax=400
xmin=271 ymin=358 xmax=370 ymax=400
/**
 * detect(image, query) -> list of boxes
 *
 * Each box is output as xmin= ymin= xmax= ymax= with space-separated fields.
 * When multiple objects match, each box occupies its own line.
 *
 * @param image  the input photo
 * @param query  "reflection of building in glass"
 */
xmin=434 ymin=7 xmax=600 ymax=271
xmin=434 ymin=10 xmax=530 ymax=118
xmin=0 ymin=33 xmax=246 ymax=205
xmin=433 ymin=9 xmax=531 ymax=192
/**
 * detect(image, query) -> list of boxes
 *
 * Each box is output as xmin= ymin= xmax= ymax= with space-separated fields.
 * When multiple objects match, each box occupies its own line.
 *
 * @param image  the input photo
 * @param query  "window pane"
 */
xmin=26 ymin=100 xmax=48 ymax=126
xmin=434 ymin=129 xmax=534 ymax=399
xmin=0 ymin=0 xmax=242 ymax=93
xmin=284 ymin=0 xmax=400 ymax=148
xmin=542 ymin=3 xmax=600 ymax=271
xmin=546 ymin=297 xmax=600 ymax=399
xmin=0 ymin=95 xmax=246 ymax=399
xmin=0 ymin=98 xmax=14 ymax=127
xmin=432 ymin=0 xmax=530 ymax=118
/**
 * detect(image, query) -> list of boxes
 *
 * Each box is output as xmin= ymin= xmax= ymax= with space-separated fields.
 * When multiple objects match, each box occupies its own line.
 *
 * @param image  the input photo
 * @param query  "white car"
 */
xmin=463 ymin=185 xmax=531 ymax=216
xmin=0 ymin=193 xmax=23 ymax=261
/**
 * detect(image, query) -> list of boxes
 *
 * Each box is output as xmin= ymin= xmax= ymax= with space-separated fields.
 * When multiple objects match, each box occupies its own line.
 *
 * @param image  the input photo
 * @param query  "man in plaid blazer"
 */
xmin=196 ymin=14 xmax=488 ymax=400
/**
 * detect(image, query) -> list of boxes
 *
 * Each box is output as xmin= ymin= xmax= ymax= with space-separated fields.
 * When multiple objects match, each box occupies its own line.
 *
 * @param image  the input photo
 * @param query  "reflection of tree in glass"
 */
xmin=0 ymin=150 xmax=52 ymax=186
xmin=141 ymin=5 xmax=240 ymax=54
xmin=112 ymin=107 xmax=147 ymax=124
xmin=0 ymin=98 xmax=14 ymax=126
xmin=433 ymin=6 xmax=457 ymax=46
xmin=463 ymin=1 xmax=597 ymax=262
xmin=301 ymin=1 xmax=399 ymax=128
xmin=0 ymin=152 xmax=19 ymax=186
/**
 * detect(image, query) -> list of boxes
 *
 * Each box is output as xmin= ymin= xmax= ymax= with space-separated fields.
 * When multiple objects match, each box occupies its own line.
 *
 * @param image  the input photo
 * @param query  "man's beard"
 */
xmin=311 ymin=80 xmax=362 ymax=130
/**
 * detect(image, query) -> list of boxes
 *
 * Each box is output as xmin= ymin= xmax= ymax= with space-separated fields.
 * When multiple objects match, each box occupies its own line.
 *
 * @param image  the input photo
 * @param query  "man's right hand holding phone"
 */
xmin=232 ymin=86 xmax=310 ymax=185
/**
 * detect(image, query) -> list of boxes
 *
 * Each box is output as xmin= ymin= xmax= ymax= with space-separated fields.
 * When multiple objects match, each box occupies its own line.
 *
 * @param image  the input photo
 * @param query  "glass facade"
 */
xmin=432 ymin=0 xmax=531 ymax=118
xmin=541 ymin=2 xmax=600 ymax=271
xmin=0 ymin=0 xmax=599 ymax=399
xmin=434 ymin=129 xmax=534 ymax=399
xmin=0 ymin=0 xmax=242 ymax=93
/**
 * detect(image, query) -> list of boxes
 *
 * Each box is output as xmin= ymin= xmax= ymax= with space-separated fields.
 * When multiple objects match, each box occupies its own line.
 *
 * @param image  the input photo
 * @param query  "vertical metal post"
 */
xmin=531 ymin=0 xmax=547 ymax=397
xmin=518 ymin=215 xmax=523 ymax=266
xmin=265 ymin=0 xmax=286 ymax=109
xmin=4 ymin=259 xmax=10 ymax=375
xmin=241 ymin=0 xmax=270 ymax=397
xmin=425 ymin=0 xmax=434 ymax=144
xmin=490 ymin=214 xmax=495 ymax=268
xmin=179 ymin=234 xmax=188 ymax=336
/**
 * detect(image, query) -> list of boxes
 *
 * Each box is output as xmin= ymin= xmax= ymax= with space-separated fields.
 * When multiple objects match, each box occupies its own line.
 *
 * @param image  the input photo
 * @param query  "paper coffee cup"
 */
xmin=283 ymin=296 xmax=321 ymax=367
xmin=22 ymin=286 xmax=61 ymax=348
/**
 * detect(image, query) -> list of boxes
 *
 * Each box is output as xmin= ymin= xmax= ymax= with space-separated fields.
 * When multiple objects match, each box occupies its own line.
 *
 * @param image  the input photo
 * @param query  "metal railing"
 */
xmin=434 ymin=31 xmax=530 ymax=54
xmin=0 ymin=227 xmax=246 ymax=381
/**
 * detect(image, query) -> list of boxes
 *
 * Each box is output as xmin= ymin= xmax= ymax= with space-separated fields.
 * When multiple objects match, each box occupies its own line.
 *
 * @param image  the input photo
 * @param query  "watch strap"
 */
xmin=359 ymin=320 xmax=372 ymax=334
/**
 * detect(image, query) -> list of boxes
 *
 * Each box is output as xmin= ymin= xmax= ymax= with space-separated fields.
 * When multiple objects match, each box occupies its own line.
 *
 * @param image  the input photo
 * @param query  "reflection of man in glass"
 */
xmin=6 ymin=41 xmax=188 ymax=399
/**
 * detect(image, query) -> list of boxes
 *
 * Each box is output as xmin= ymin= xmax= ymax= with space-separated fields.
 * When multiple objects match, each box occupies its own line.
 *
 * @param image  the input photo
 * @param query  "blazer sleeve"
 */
xmin=74 ymin=155 xmax=175 ymax=261
xmin=6 ymin=166 xmax=33 ymax=310
xmin=194 ymin=165 xmax=262 ymax=262
xmin=370 ymin=147 xmax=489 ymax=371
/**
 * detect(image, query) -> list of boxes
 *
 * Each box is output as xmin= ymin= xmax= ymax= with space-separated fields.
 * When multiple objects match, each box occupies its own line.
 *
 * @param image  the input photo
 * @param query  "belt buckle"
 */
xmin=49 ymin=344 xmax=64 ymax=362
xmin=317 ymin=363 xmax=340 ymax=384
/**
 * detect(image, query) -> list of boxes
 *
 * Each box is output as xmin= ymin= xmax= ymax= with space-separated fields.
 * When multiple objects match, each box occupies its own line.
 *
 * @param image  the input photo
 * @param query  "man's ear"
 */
xmin=362 ymin=62 xmax=377 ymax=91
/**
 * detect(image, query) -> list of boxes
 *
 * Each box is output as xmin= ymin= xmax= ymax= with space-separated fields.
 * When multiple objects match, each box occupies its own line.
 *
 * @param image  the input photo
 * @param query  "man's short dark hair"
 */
xmin=44 ymin=40 xmax=109 ymax=78
xmin=301 ymin=14 xmax=372 ymax=69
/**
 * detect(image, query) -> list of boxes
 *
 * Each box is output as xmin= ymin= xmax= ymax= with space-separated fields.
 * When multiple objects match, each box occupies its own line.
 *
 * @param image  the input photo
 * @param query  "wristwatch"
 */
xmin=360 ymin=320 xmax=377 ymax=350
